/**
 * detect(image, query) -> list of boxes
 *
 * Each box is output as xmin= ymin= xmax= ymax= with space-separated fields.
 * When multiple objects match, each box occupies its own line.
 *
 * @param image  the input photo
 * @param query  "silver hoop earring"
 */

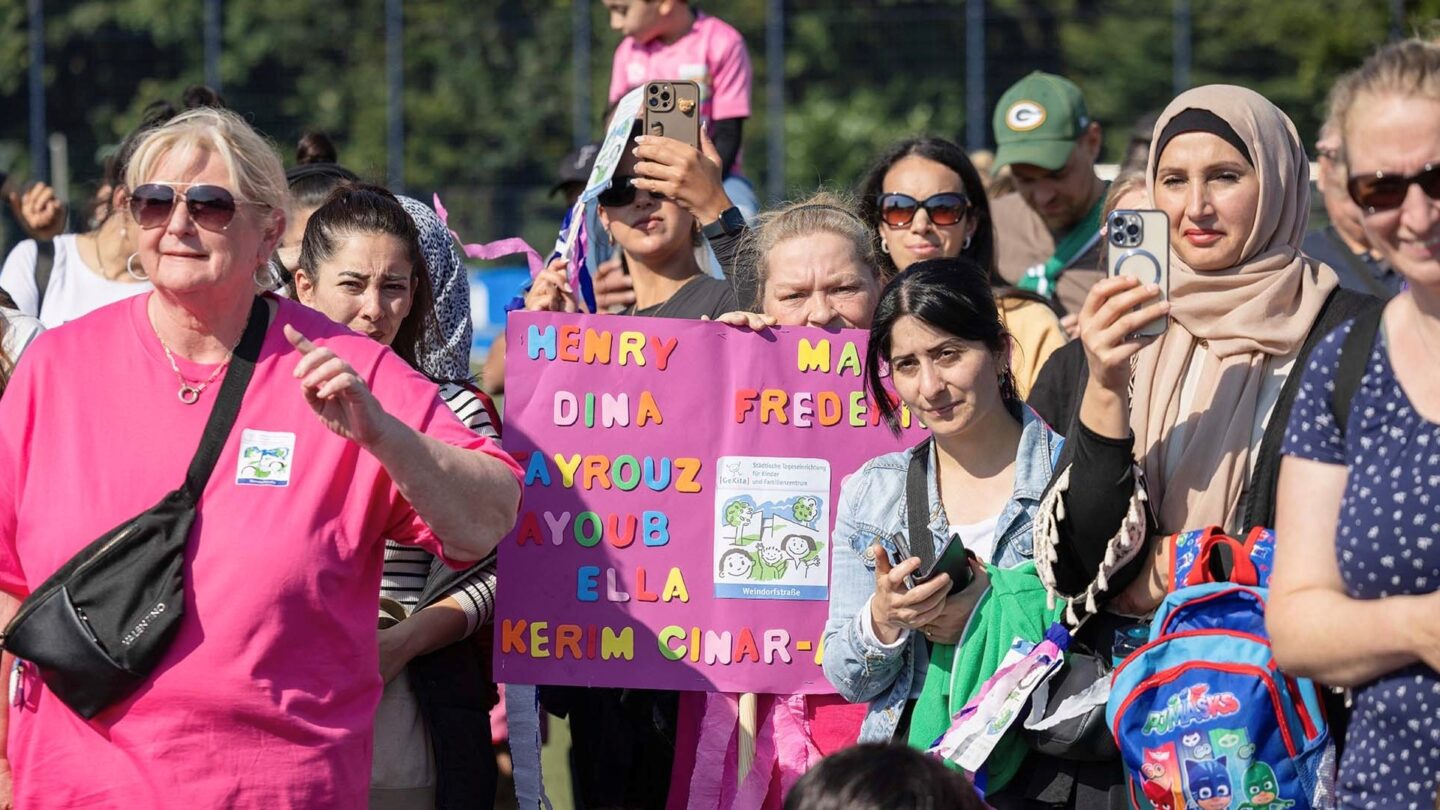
xmin=879 ymin=239 xmax=891 ymax=255
xmin=255 ymin=262 xmax=282 ymax=292
xmin=963 ymin=235 xmax=973 ymax=250
xmin=126 ymin=252 xmax=148 ymax=281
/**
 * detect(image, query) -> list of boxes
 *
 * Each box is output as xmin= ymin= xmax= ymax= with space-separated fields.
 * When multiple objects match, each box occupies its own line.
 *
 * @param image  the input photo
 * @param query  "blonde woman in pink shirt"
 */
xmin=0 ymin=108 xmax=521 ymax=809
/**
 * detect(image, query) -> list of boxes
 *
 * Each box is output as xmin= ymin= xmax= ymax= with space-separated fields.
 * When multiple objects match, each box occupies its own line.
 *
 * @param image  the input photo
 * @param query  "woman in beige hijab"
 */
xmin=1028 ymin=85 xmax=1383 ymax=625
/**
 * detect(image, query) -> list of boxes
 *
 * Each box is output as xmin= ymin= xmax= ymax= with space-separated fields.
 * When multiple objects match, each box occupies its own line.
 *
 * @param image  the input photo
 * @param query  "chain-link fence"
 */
xmin=0 ymin=0 xmax=1429 ymax=361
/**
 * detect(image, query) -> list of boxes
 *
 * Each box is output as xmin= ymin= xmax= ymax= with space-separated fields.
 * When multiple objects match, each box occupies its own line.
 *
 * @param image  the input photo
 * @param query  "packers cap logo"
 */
xmin=1006 ymin=101 xmax=1047 ymax=132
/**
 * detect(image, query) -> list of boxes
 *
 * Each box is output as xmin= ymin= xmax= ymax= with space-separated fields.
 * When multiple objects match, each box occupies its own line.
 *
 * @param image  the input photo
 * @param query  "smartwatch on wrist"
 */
xmin=701 ymin=206 xmax=745 ymax=240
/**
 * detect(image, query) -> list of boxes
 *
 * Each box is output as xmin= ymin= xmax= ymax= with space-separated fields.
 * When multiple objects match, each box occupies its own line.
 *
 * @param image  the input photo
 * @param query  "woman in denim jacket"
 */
xmin=821 ymin=259 xmax=1063 ymax=746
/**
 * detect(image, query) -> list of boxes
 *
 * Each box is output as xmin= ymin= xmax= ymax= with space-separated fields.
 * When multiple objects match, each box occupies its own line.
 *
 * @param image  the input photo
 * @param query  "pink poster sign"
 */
xmin=495 ymin=311 xmax=922 ymax=694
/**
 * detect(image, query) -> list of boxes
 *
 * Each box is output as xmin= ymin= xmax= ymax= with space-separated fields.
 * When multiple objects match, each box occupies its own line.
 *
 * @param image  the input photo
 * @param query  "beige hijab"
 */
xmin=1131 ymin=85 xmax=1338 ymax=534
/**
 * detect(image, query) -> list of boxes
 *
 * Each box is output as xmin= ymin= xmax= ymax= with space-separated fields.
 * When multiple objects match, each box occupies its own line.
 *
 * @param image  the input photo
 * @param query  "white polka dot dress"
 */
xmin=1283 ymin=319 xmax=1440 ymax=809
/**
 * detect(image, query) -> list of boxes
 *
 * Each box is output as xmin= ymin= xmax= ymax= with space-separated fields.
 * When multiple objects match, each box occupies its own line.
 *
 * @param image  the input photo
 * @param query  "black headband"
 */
xmin=1154 ymin=109 xmax=1253 ymax=172
xmin=285 ymin=162 xmax=359 ymax=186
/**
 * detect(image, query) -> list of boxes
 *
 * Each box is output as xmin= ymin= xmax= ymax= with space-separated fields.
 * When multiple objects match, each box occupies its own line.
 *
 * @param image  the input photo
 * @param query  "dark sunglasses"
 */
xmin=877 ymin=192 xmax=969 ymax=227
xmin=597 ymin=176 xmax=665 ymax=208
xmin=1346 ymin=163 xmax=1440 ymax=214
xmin=128 ymin=183 xmax=262 ymax=232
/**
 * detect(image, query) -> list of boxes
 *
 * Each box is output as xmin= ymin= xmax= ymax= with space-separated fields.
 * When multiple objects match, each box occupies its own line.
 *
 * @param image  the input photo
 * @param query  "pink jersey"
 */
xmin=609 ymin=11 xmax=752 ymax=173
xmin=0 ymin=294 xmax=521 ymax=808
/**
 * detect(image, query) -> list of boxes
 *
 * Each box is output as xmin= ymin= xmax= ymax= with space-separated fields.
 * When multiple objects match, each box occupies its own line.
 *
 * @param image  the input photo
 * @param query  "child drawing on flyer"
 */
xmin=753 ymin=539 xmax=788 ymax=580
xmin=782 ymin=533 xmax=822 ymax=577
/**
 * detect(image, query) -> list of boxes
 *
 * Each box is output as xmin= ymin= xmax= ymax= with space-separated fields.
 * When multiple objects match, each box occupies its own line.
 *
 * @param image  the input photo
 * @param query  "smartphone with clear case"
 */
xmin=1105 ymin=209 xmax=1170 ymax=337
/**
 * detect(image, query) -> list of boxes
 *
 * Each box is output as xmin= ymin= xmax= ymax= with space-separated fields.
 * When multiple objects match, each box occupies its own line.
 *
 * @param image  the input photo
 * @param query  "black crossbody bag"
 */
xmin=1 ymin=297 xmax=268 ymax=719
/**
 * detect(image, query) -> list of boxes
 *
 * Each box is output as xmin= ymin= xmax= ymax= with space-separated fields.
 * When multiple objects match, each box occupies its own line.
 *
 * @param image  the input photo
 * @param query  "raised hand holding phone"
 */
xmin=1104 ymin=209 xmax=1171 ymax=338
xmin=631 ymin=127 xmax=731 ymax=225
xmin=869 ymin=542 xmax=951 ymax=645
xmin=1076 ymin=273 xmax=1171 ymax=440
xmin=641 ymin=80 xmax=701 ymax=149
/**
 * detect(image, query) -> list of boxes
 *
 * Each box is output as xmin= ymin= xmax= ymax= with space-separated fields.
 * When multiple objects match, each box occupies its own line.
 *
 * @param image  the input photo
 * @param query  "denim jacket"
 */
xmin=820 ymin=407 xmax=1063 ymax=743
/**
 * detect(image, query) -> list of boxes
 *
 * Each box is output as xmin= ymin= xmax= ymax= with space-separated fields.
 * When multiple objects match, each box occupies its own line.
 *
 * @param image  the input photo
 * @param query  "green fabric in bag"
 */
xmin=906 ymin=561 xmax=1064 ymax=792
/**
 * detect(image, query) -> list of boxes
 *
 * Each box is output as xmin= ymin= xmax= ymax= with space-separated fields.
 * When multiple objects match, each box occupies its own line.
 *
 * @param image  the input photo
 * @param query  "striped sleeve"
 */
xmin=439 ymin=381 xmax=500 ymax=443
xmin=438 ymin=380 xmax=500 ymax=635
xmin=445 ymin=553 xmax=498 ymax=636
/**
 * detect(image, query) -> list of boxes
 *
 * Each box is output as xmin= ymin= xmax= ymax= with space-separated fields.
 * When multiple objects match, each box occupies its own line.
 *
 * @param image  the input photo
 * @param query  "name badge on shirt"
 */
xmin=236 ymin=429 xmax=296 ymax=487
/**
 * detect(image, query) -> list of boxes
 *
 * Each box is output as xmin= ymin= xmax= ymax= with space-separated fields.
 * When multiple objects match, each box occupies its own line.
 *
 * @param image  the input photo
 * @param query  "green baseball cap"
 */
xmin=992 ymin=71 xmax=1091 ymax=171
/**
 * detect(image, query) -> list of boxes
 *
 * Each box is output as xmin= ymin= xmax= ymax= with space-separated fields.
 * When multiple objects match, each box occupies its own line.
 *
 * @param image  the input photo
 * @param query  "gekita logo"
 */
xmin=1006 ymin=101 xmax=1047 ymax=132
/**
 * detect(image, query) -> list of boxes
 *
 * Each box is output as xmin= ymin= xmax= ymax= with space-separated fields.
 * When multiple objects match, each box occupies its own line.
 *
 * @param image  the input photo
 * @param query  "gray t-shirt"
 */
xmin=626 ymin=275 xmax=738 ymax=320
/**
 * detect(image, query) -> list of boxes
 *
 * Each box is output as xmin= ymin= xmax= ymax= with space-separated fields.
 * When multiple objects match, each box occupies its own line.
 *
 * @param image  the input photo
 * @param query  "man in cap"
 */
xmin=989 ymin=71 xmax=1108 ymax=318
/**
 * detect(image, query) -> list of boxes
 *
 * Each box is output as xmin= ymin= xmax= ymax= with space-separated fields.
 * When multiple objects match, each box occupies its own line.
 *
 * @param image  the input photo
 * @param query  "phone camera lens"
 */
xmin=1127 ymin=223 xmax=1140 ymax=236
xmin=661 ymin=92 xmax=671 ymax=101
xmin=648 ymin=98 xmax=658 ymax=107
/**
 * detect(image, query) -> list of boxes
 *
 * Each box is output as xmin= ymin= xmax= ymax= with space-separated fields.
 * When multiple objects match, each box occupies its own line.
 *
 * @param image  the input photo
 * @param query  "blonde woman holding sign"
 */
xmin=667 ymin=194 xmax=887 ymax=808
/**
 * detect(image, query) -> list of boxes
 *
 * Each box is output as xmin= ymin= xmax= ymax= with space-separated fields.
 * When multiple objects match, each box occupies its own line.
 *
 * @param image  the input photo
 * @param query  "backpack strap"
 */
xmin=1240 ymin=527 xmax=1276 ymax=588
xmin=905 ymin=437 xmax=936 ymax=573
xmin=1243 ymin=288 xmax=1381 ymax=529
xmin=1194 ymin=534 xmax=1255 ymax=586
xmin=32 ymin=240 xmax=54 ymax=316
xmin=1169 ymin=527 xmax=1219 ymax=588
xmin=1171 ymin=526 xmax=1276 ymax=589
xmin=1331 ymin=307 xmax=1384 ymax=436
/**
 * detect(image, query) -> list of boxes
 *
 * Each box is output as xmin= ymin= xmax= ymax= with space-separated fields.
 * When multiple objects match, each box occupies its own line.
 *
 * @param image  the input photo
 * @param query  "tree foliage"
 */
xmin=0 ymin=0 xmax=1434 ymax=252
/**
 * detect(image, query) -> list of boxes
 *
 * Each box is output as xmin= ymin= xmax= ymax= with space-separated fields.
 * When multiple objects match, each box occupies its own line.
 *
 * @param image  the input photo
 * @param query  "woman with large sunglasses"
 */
xmin=524 ymin=122 xmax=737 ymax=321
xmin=0 ymin=108 xmax=522 ymax=808
xmin=858 ymin=137 xmax=1066 ymax=398
xmin=1267 ymin=38 xmax=1440 ymax=809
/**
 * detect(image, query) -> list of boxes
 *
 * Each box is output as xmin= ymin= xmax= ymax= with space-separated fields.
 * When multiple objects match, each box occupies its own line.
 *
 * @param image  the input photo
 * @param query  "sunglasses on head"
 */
xmin=128 ymin=183 xmax=262 ymax=232
xmin=1346 ymin=163 xmax=1440 ymax=215
xmin=597 ymin=176 xmax=665 ymax=208
xmin=877 ymin=192 xmax=969 ymax=228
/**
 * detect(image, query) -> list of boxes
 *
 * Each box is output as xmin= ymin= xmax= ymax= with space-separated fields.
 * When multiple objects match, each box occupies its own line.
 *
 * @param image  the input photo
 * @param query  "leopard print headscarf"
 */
xmin=398 ymin=195 xmax=474 ymax=383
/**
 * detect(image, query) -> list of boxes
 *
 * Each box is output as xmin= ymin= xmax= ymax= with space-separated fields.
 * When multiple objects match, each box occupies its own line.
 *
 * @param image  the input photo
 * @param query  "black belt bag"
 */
xmin=1 ymin=298 xmax=268 ymax=719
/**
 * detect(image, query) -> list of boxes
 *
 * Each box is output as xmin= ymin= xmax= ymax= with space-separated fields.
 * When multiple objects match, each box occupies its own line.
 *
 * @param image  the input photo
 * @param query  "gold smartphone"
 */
xmin=1105 ymin=209 xmax=1170 ymax=337
xmin=642 ymin=80 xmax=702 ymax=149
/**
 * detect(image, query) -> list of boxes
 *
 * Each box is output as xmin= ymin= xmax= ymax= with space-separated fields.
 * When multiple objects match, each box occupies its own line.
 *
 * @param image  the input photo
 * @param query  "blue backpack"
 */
xmin=1106 ymin=527 xmax=1333 ymax=810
